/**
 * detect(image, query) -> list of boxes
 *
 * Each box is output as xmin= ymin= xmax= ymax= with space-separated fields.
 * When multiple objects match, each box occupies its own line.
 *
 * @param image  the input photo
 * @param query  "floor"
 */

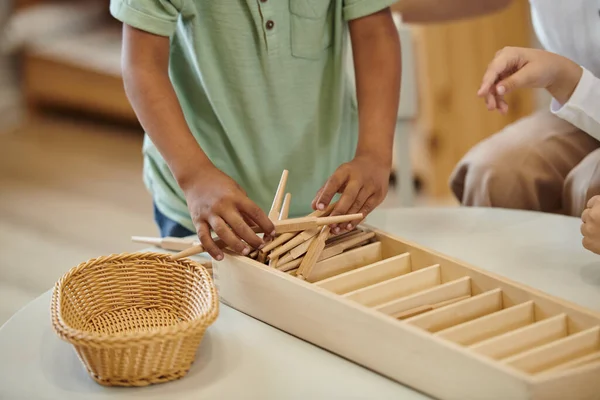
xmin=0 ymin=111 xmax=457 ymax=326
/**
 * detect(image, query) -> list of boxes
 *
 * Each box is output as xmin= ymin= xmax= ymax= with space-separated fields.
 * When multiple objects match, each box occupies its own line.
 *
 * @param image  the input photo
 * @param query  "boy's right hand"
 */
xmin=182 ymin=166 xmax=275 ymax=260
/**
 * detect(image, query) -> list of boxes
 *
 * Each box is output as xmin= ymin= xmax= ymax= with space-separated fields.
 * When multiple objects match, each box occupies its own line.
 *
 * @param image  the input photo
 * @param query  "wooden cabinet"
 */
xmin=404 ymin=0 xmax=535 ymax=198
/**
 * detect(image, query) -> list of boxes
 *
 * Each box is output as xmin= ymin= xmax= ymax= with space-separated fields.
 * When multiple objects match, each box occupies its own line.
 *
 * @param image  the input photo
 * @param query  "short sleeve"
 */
xmin=110 ymin=0 xmax=185 ymax=37
xmin=342 ymin=0 xmax=396 ymax=20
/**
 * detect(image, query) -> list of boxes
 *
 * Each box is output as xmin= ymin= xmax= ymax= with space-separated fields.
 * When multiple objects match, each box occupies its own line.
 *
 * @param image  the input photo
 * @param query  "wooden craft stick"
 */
xmin=260 ymin=202 xmax=337 ymax=253
xmin=281 ymin=231 xmax=375 ymax=266
xmin=170 ymin=226 xmax=263 ymax=260
xmin=280 ymin=193 xmax=292 ymax=219
xmin=131 ymin=236 xmax=197 ymax=251
xmin=318 ymin=232 xmax=376 ymax=261
xmin=269 ymin=228 xmax=319 ymax=259
xmin=273 ymin=214 xmax=363 ymax=234
xmin=326 ymin=229 xmax=363 ymax=245
xmin=268 ymin=170 xmax=289 ymax=220
xmin=393 ymin=295 xmax=471 ymax=320
xmin=278 ymin=252 xmax=295 ymax=266
xmin=296 ymin=226 xmax=331 ymax=280
xmin=269 ymin=193 xmax=292 ymax=268
xmin=290 ymin=235 xmax=317 ymax=259
xmin=277 ymin=258 xmax=302 ymax=272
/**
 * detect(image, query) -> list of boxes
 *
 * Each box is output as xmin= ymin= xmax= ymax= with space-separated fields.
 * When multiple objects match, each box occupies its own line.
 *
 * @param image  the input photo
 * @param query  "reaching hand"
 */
xmin=478 ymin=47 xmax=582 ymax=114
xmin=312 ymin=155 xmax=390 ymax=233
xmin=581 ymin=196 xmax=600 ymax=255
xmin=183 ymin=166 xmax=275 ymax=260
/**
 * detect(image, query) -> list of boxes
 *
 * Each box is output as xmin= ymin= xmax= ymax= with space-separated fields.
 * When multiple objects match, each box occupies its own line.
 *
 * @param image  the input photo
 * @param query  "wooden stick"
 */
xmin=279 ymin=231 xmax=375 ymax=265
xmin=260 ymin=202 xmax=337 ymax=253
xmin=131 ymin=236 xmax=198 ymax=251
xmin=273 ymin=214 xmax=363 ymax=234
xmin=318 ymin=232 xmax=376 ymax=261
xmin=280 ymin=193 xmax=292 ymax=219
xmin=277 ymin=258 xmax=302 ymax=272
xmin=269 ymin=228 xmax=319 ymax=259
xmin=296 ymin=226 xmax=330 ymax=280
xmin=170 ymin=226 xmax=262 ymax=260
xmin=268 ymin=170 xmax=289 ymax=220
xmin=269 ymin=193 xmax=292 ymax=268
xmin=393 ymin=295 xmax=471 ymax=320
xmin=325 ymin=229 xmax=363 ymax=245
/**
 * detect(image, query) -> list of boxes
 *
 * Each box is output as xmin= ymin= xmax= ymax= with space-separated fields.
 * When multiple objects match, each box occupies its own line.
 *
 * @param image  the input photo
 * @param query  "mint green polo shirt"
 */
xmin=110 ymin=0 xmax=395 ymax=232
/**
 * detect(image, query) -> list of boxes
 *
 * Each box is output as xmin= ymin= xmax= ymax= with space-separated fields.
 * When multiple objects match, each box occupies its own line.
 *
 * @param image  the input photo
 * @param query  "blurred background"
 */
xmin=0 ymin=0 xmax=543 ymax=325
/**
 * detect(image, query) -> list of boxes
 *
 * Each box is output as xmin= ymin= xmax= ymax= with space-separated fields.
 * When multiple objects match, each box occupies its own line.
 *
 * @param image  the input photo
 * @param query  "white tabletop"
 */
xmin=2 ymin=207 xmax=600 ymax=400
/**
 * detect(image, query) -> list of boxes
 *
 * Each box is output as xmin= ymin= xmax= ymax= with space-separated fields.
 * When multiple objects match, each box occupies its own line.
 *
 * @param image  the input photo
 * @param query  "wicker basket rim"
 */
xmin=50 ymin=252 xmax=219 ymax=345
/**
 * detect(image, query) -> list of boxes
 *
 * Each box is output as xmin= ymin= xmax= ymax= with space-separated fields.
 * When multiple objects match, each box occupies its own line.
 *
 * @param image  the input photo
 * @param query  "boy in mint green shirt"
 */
xmin=110 ymin=0 xmax=401 ymax=260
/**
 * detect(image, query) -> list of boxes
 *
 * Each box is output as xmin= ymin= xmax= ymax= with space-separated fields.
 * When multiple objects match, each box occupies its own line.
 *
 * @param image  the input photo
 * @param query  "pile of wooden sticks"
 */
xmin=135 ymin=170 xmax=377 ymax=281
xmin=244 ymin=170 xmax=378 ymax=280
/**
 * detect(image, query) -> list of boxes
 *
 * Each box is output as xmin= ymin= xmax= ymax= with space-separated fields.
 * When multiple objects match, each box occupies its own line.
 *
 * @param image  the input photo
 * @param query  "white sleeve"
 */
xmin=551 ymin=67 xmax=600 ymax=141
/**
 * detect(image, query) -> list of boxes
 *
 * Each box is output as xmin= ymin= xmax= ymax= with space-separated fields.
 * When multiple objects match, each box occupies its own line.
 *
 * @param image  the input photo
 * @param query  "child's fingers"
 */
xmin=226 ymin=211 xmax=265 ymax=250
xmin=495 ymin=67 xmax=532 ymax=96
xmin=479 ymin=48 xmax=520 ymax=97
xmin=209 ymin=214 xmax=250 ymax=256
xmin=197 ymin=221 xmax=223 ymax=260
xmin=329 ymin=180 xmax=361 ymax=233
xmin=485 ymin=93 xmax=497 ymax=111
xmin=239 ymin=199 xmax=275 ymax=236
xmin=344 ymin=187 xmax=372 ymax=230
xmin=355 ymin=194 xmax=378 ymax=223
xmin=315 ymin=169 xmax=349 ymax=211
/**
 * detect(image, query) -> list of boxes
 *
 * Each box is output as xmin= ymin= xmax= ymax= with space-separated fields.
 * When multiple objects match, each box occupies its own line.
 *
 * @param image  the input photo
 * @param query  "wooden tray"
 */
xmin=213 ymin=225 xmax=600 ymax=400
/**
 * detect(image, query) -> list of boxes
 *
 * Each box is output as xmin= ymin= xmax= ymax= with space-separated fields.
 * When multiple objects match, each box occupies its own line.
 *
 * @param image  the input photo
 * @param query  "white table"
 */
xmin=2 ymin=207 xmax=600 ymax=400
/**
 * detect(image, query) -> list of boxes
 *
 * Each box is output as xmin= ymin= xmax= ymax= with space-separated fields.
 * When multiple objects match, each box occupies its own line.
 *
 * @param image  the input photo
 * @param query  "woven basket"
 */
xmin=51 ymin=252 xmax=219 ymax=387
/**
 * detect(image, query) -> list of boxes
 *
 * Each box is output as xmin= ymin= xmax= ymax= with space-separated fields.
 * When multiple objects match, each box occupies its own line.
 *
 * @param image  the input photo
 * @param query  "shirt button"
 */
xmin=266 ymin=20 xmax=274 ymax=30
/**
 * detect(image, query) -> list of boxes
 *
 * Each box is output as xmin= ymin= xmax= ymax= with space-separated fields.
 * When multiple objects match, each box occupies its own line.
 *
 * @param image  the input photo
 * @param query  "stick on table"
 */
xmin=131 ymin=236 xmax=198 ymax=251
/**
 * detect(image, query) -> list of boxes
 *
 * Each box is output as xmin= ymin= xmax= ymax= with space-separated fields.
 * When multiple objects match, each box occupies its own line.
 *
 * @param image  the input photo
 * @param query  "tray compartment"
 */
xmin=435 ymin=301 xmax=535 ymax=346
xmin=304 ymin=242 xmax=382 ymax=282
xmin=501 ymin=326 xmax=600 ymax=374
xmin=373 ymin=276 xmax=472 ymax=317
xmin=405 ymin=288 xmax=504 ymax=332
xmin=343 ymin=264 xmax=441 ymax=307
xmin=314 ymin=252 xmax=412 ymax=295
xmin=470 ymin=314 xmax=568 ymax=360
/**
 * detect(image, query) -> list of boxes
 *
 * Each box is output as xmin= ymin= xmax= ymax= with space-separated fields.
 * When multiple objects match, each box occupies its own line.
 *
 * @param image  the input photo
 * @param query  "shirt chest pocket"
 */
xmin=289 ymin=0 xmax=334 ymax=59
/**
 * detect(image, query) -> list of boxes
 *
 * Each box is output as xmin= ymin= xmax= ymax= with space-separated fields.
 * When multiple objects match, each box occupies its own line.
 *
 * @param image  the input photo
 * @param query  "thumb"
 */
xmin=496 ymin=67 xmax=534 ymax=96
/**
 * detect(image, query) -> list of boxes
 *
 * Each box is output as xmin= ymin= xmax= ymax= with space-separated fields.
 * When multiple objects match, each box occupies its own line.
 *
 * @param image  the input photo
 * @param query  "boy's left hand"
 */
xmin=312 ymin=155 xmax=390 ymax=234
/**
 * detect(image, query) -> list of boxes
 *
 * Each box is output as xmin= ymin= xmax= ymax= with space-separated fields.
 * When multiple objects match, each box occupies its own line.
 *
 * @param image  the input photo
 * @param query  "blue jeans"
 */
xmin=153 ymin=204 xmax=195 ymax=238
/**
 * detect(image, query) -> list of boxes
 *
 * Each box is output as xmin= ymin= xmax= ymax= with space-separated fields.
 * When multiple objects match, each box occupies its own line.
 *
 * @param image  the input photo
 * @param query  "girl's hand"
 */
xmin=581 ymin=196 xmax=600 ymax=255
xmin=312 ymin=155 xmax=390 ymax=233
xmin=478 ymin=47 xmax=583 ymax=114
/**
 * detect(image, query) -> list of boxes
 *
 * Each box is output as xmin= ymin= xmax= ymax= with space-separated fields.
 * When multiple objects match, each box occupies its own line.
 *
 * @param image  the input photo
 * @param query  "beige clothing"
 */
xmin=450 ymin=111 xmax=600 ymax=217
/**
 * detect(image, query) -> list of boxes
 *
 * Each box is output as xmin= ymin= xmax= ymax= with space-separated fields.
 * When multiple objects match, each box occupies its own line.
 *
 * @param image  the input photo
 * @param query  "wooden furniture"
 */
xmin=214 ymin=225 xmax=600 ymax=399
xmin=399 ymin=0 xmax=536 ymax=198
xmin=2 ymin=208 xmax=600 ymax=399
xmin=13 ymin=0 xmax=138 ymax=124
